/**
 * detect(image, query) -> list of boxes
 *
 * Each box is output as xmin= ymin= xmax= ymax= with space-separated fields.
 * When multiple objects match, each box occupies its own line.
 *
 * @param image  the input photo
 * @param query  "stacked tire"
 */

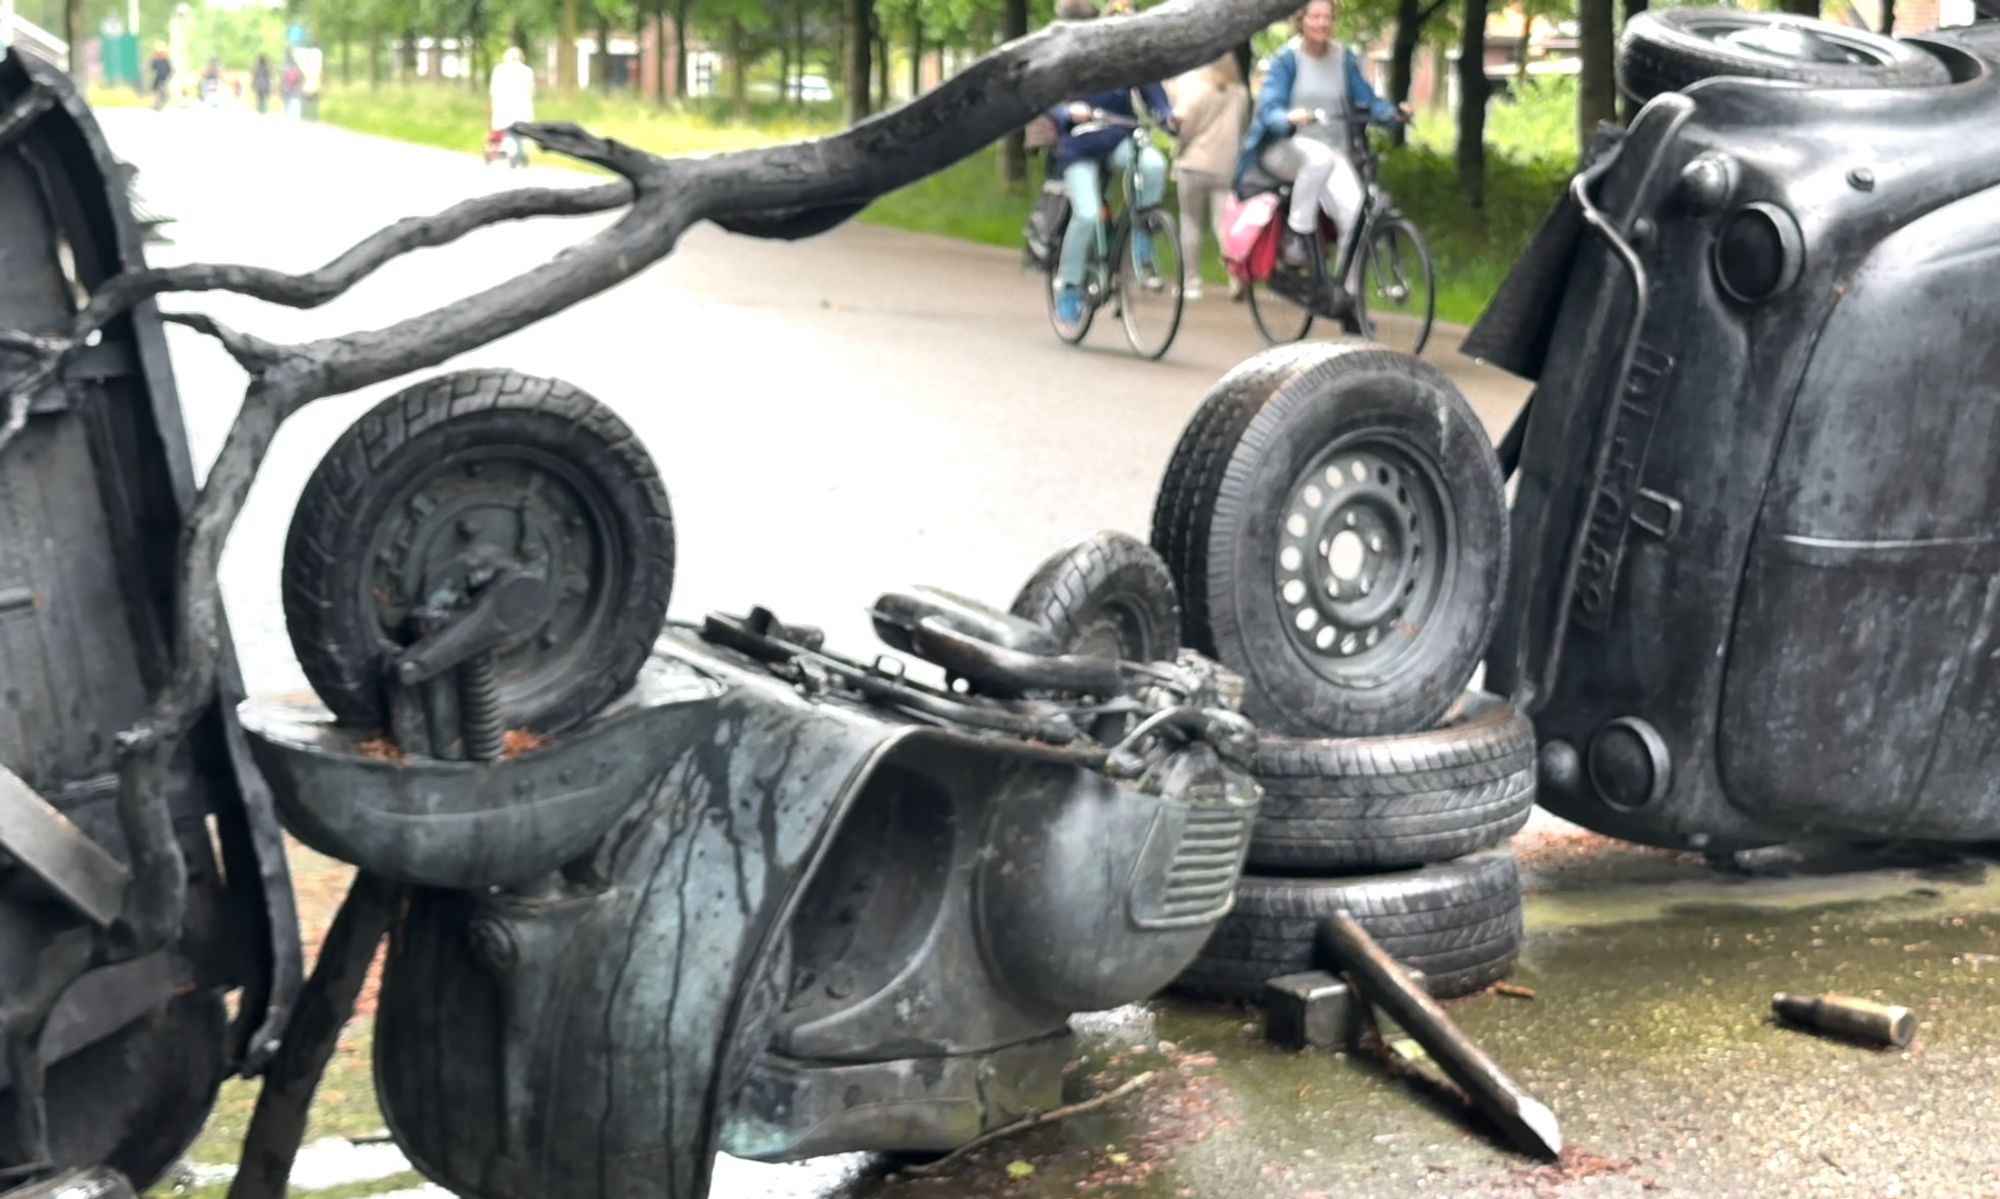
xmin=1151 ymin=343 xmax=1533 ymax=1002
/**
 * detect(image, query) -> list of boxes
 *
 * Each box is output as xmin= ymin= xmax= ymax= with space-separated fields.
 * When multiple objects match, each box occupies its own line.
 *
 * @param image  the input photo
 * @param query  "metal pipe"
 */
xmin=1772 ymin=992 xmax=1917 ymax=1050
xmin=1319 ymin=912 xmax=1561 ymax=1160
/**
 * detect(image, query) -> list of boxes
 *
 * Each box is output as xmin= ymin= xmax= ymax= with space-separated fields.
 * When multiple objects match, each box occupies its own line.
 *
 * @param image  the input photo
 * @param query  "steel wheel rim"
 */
xmin=359 ymin=444 xmax=625 ymax=719
xmin=1271 ymin=433 xmax=1455 ymax=686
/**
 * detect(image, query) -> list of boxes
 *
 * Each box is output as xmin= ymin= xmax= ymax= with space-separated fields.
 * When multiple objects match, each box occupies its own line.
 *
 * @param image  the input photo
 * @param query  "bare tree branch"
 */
xmin=160 ymin=313 xmax=286 ymax=371
xmin=0 ymin=0 xmax=1303 ymax=1016
xmin=77 ymin=180 xmax=634 ymax=333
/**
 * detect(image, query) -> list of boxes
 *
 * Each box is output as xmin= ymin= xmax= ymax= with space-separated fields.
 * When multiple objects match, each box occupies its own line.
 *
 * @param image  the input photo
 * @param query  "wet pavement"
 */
xmin=96 ymin=111 xmax=2000 ymax=1198
xmin=770 ymin=840 xmax=2000 ymax=1199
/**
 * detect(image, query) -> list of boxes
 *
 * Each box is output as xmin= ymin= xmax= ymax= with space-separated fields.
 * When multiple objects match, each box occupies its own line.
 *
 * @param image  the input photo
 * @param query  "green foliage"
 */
xmin=1412 ymin=74 xmax=1581 ymax=167
xmin=318 ymin=80 xmax=839 ymax=157
xmin=185 ymin=5 xmax=291 ymax=69
xmin=1376 ymin=138 xmax=1568 ymax=324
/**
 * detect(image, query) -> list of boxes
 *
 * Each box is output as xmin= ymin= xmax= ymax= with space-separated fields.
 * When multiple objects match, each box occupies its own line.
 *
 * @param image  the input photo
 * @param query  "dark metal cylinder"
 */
xmin=1772 ymin=992 xmax=1917 ymax=1049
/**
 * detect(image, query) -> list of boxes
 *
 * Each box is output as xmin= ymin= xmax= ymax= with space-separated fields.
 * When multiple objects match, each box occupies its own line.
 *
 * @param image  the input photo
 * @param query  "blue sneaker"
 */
xmin=1056 ymin=285 xmax=1084 ymax=325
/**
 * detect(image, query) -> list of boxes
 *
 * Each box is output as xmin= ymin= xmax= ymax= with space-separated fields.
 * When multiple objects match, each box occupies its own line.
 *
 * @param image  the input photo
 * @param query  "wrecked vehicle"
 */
xmin=1469 ymin=10 xmax=2000 ymax=852
xmin=0 ymin=3 xmax=1308 ymax=1196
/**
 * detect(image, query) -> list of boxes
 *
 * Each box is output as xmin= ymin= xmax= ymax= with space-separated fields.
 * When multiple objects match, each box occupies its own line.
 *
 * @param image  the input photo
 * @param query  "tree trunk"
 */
xmin=596 ymin=6 xmax=612 ymax=91
xmin=672 ymin=0 xmax=690 ymax=98
xmin=875 ymin=25 xmax=890 ymax=108
xmin=62 ymin=0 xmax=78 ymax=75
xmin=1576 ymin=0 xmax=1616 ymax=156
xmin=341 ymin=36 xmax=353 ymax=86
xmin=729 ymin=18 xmax=748 ymax=116
xmin=793 ymin=0 xmax=807 ymax=109
xmin=1457 ymin=0 xmax=1489 ymax=207
xmin=1000 ymin=0 xmax=1030 ymax=182
xmin=400 ymin=27 xmax=417 ymax=78
xmin=1880 ymin=0 xmax=1895 ymax=32
xmin=1389 ymin=0 xmax=1424 ymax=146
xmin=473 ymin=18 xmax=487 ymax=92
xmin=1516 ymin=2 xmax=1534 ymax=80
xmin=430 ymin=24 xmax=446 ymax=80
xmin=780 ymin=4 xmax=793 ymax=105
xmin=1778 ymin=0 xmax=1819 ymax=14
xmin=844 ymin=0 xmax=873 ymax=123
xmin=559 ymin=0 xmax=579 ymax=90
xmin=910 ymin=13 xmax=922 ymax=98
xmin=368 ymin=28 xmax=383 ymax=88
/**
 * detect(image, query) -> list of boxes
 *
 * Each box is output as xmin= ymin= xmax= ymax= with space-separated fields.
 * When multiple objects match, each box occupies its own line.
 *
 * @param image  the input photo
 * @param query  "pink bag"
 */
xmin=1222 ymin=193 xmax=1283 ymax=283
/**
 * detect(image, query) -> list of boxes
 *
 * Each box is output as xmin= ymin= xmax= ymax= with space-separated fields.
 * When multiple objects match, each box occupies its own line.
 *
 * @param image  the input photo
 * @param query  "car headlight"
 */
xmin=1713 ymin=201 xmax=1805 ymax=304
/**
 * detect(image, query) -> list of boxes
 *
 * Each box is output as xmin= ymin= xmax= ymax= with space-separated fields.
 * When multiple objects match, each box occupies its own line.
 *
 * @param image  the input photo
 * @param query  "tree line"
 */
xmin=40 ymin=0 xmax=1840 ymax=202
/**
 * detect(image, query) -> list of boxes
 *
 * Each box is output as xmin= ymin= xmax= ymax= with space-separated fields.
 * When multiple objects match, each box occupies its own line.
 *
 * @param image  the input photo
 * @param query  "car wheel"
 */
xmin=1619 ymin=8 xmax=1949 ymax=103
xmin=1152 ymin=344 xmax=1507 ymax=737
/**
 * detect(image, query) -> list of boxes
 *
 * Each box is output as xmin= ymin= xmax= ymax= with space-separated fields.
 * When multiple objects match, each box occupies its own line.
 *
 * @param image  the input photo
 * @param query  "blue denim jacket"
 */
xmin=1234 ymin=41 xmax=1399 ymax=190
xmin=1049 ymin=84 xmax=1174 ymax=173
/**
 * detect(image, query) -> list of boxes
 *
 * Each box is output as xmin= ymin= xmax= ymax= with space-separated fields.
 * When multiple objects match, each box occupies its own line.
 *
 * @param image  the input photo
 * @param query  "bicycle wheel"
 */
xmin=1355 ymin=216 xmax=1437 ymax=357
xmin=1247 ymin=229 xmax=1318 ymax=346
xmin=1117 ymin=207 xmax=1186 ymax=361
xmin=1046 ymin=257 xmax=1095 ymax=345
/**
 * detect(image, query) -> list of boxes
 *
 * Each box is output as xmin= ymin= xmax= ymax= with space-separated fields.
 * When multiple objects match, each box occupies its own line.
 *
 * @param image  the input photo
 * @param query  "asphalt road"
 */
xmin=99 ymin=105 xmax=1528 ymax=705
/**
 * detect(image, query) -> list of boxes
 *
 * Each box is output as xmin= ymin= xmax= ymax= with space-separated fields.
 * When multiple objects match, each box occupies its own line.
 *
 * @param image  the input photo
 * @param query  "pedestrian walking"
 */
xmin=1173 ymin=54 xmax=1250 ymax=301
xmin=253 ymin=55 xmax=273 ymax=114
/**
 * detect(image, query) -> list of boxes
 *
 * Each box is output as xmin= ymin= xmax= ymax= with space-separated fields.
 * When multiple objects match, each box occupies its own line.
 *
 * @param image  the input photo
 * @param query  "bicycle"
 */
xmin=1245 ymin=112 xmax=1436 ymax=357
xmin=1044 ymin=111 xmax=1187 ymax=362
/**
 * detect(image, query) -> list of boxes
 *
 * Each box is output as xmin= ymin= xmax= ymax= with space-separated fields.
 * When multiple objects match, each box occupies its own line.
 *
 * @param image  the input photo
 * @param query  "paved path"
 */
xmin=101 ymin=105 xmax=1527 ymax=703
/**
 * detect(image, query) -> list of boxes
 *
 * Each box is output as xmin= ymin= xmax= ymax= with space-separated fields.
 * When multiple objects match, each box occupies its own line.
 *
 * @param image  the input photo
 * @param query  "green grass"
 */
xmin=87 ymin=84 xmax=150 ymax=109
xmin=315 ymin=81 xmax=1573 ymax=330
xmin=319 ymin=82 xmax=840 ymax=160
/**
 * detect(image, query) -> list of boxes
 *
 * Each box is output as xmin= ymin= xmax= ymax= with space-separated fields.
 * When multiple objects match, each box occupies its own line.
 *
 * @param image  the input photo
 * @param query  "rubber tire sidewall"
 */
xmin=1246 ymin=691 xmax=1536 ymax=872
xmin=1172 ymin=849 xmax=1524 ymax=1002
xmin=282 ymin=371 xmax=674 ymax=735
xmin=1618 ymin=9 xmax=1950 ymax=103
xmin=1204 ymin=346 xmax=1507 ymax=737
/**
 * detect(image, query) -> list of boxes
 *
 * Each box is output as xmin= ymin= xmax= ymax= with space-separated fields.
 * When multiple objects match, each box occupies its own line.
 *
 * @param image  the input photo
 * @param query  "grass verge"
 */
xmin=313 ymin=81 xmax=1571 ymax=329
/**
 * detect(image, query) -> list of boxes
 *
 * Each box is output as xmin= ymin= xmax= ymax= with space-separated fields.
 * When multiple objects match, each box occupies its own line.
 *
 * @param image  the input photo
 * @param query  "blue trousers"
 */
xmin=1057 ymin=139 xmax=1168 ymax=289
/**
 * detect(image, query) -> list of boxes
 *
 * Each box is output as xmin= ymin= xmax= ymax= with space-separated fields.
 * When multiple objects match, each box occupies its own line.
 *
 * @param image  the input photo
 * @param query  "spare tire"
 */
xmin=1151 ymin=344 xmax=1507 ymax=738
xmin=1248 ymin=692 xmax=1536 ymax=873
xmin=283 ymin=370 xmax=674 ymax=737
xmin=1619 ymin=9 xmax=1949 ymax=104
xmin=1171 ymin=850 xmax=1524 ymax=1003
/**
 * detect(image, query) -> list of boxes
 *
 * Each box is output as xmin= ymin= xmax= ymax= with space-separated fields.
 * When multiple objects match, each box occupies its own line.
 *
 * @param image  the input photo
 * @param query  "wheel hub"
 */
xmin=1273 ymin=440 xmax=1453 ymax=682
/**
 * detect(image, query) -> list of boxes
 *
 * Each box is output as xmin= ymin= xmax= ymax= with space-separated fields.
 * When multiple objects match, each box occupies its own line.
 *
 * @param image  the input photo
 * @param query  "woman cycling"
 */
xmin=1047 ymin=0 xmax=1177 ymax=326
xmin=1236 ymin=0 xmax=1410 ymax=306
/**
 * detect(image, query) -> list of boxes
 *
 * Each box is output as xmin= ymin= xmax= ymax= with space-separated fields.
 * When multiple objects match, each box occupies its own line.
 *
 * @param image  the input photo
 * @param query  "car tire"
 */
xmin=1151 ymin=343 xmax=1507 ymax=738
xmin=1248 ymin=692 xmax=1536 ymax=873
xmin=283 ymin=370 xmax=674 ymax=737
xmin=1619 ymin=9 xmax=1949 ymax=104
xmin=1170 ymin=850 xmax=1524 ymax=1003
